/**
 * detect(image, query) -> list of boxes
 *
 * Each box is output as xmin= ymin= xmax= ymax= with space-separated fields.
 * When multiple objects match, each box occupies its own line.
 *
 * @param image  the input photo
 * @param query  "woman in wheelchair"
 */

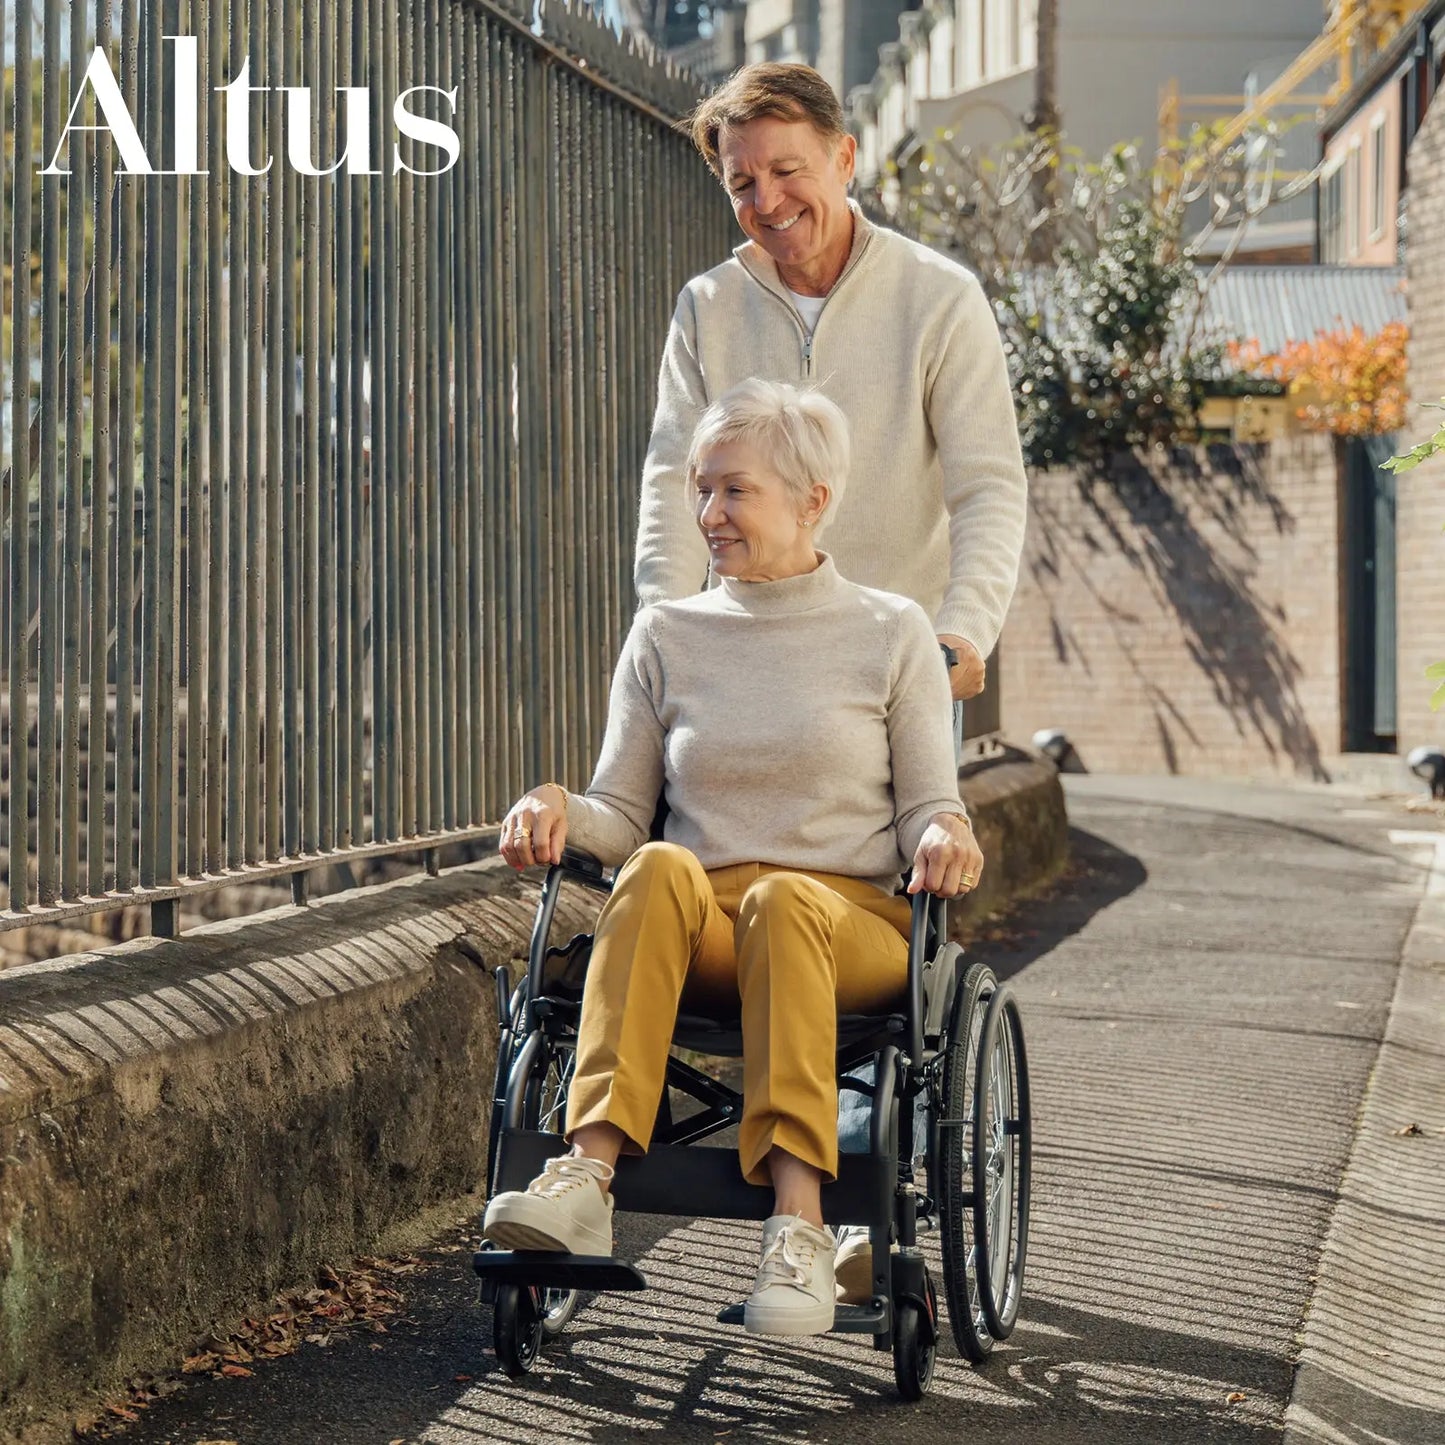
xmin=484 ymin=379 xmax=984 ymax=1338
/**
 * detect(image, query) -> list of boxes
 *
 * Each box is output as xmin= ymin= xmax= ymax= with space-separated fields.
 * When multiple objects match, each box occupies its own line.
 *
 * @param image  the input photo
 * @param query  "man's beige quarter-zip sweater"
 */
xmin=633 ymin=205 xmax=1029 ymax=658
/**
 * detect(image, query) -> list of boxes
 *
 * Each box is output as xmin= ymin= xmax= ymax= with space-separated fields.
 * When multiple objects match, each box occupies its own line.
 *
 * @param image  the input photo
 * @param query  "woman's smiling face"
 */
xmin=692 ymin=437 xmax=826 ymax=583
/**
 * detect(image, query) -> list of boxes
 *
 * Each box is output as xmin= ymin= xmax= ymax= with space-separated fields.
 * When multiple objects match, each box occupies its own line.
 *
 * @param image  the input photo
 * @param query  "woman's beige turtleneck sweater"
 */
xmin=565 ymin=554 xmax=965 ymax=894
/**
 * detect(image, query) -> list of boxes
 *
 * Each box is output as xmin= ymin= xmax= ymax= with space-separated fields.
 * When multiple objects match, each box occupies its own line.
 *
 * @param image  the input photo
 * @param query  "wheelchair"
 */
xmin=474 ymin=835 xmax=1032 ymax=1401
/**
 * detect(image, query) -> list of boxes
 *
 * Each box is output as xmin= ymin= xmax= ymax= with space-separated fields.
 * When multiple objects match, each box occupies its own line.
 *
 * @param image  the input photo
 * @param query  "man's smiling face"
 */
xmin=717 ymin=114 xmax=856 ymax=293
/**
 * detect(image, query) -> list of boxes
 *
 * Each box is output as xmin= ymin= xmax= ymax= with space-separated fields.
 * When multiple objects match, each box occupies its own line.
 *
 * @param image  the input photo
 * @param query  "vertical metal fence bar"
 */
xmin=459 ymin=7 xmax=481 ymax=826
xmin=400 ymin=0 xmax=421 ymax=837
xmin=204 ymin=0 xmax=224 ymax=873
xmin=369 ymin=0 xmax=393 ymax=838
xmin=468 ymin=11 xmax=487 ymax=823
xmin=88 ymin=0 xmax=115 ymax=897
xmin=598 ymin=96 xmax=619 ymax=690
xmin=549 ymin=69 xmax=574 ymax=787
xmin=424 ymin=2 xmax=447 ymax=838
xmin=280 ymin=26 xmax=301 ymax=862
xmin=37 ymin=0 xmax=61 ymax=904
xmin=383 ymin=0 xmax=403 ymax=839
xmin=266 ymin=0 xmax=285 ymax=859
xmin=61 ymin=0 xmax=87 ymax=900
xmin=244 ymin=0 xmax=265 ymax=864
xmin=521 ymin=42 xmax=547 ymax=786
xmin=541 ymin=63 xmax=564 ymax=786
xmin=9 ymin=0 xmax=34 ymax=912
xmin=183 ymin=0 xmax=207 ymax=881
xmin=302 ymin=0 xmax=321 ymax=856
xmin=155 ymin=0 xmax=181 ymax=898
xmin=481 ymin=22 xmax=503 ymax=816
xmin=138 ymin=0 xmax=160 ymax=889
xmin=500 ymin=37 xmax=523 ymax=801
xmin=453 ymin=9 xmax=469 ymax=824
xmin=347 ymin=0 xmax=366 ymax=846
xmin=224 ymin=0 xmax=247 ymax=870
xmin=317 ymin=0 xmax=336 ymax=851
xmin=366 ymin=7 xmax=385 ymax=843
xmin=114 ymin=0 xmax=138 ymax=892
xmin=333 ymin=0 xmax=353 ymax=846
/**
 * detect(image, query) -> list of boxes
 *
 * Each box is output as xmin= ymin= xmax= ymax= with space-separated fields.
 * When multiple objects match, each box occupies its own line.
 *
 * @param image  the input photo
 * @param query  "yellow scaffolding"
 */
xmin=1158 ymin=0 xmax=1428 ymax=158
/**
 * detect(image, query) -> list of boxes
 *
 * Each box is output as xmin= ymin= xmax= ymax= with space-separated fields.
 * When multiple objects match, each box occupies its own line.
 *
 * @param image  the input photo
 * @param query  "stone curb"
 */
xmin=1283 ymin=830 xmax=1445 ymax=1444
xmin=0 ymin=752 xmax=1066 ymax=1441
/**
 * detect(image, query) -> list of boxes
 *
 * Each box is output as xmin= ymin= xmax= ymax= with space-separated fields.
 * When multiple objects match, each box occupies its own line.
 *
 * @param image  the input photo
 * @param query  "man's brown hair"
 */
xmin=687 ymin=63 xmax=846 ymax=178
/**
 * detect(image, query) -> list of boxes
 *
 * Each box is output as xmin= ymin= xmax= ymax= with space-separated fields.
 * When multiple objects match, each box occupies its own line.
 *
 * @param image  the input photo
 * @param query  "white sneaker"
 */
xmin=743 ymin=1215 xmax=837 ymax=1336
xmin=482 ymin=1154 xmax=615 ymax=1255
xmin=833 ymin=1225 xmax=877 ymax=1305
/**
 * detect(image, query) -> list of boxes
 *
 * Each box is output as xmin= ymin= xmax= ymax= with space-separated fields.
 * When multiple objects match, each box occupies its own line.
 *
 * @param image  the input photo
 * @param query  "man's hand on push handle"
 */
xmin=937 ymin=633 xmax=985 ymax=701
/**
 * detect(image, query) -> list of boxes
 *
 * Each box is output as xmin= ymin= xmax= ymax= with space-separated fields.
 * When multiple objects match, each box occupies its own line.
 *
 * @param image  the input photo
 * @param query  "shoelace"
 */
xmin=758 ymin=1220 xmax=821 ymax=1290
xmin=526 ymin=1155 xmax=614 ymax=1199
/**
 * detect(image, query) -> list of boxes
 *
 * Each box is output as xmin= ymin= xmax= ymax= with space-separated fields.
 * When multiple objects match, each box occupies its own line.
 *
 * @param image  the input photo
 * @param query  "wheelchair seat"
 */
xmin=671 ymin=1009 xmax=907 ymax=1059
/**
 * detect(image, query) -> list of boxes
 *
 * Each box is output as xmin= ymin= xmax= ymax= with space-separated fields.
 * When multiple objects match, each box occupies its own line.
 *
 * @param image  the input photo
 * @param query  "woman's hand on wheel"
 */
xmin=499 ymin=785 xmax=569 ymax=870
xmin=906 ymin=812 xmax=984 ymax=898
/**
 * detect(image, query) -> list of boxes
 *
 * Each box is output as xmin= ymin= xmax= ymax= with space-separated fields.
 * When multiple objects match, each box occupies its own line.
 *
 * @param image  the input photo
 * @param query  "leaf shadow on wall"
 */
xmin=1028 ymin=443 xmax=1328 ymax=780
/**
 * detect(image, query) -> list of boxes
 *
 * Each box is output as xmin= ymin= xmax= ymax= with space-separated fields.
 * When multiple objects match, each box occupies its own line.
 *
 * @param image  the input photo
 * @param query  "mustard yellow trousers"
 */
xmin=564 ymin=841 xmax=911 ymax=1185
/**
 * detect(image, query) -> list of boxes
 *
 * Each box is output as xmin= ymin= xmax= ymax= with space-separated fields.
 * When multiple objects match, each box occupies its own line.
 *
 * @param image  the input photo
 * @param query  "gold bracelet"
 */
xmin=943 ymin=811 xmax=972 ymax=830
xmin=538 ymin=782 xmax=569 ymax=812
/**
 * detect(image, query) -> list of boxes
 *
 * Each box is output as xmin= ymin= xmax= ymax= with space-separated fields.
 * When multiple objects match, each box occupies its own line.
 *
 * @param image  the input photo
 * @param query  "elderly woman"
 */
xmin=482 ymin=379 xmax=985 ymax=1338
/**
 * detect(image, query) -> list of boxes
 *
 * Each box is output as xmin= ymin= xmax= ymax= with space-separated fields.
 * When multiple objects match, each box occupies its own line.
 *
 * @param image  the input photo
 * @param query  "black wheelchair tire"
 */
xmin=971 ymin=986 xmax=1031 ymax=1342
xmin=934 ymin=960 xmax=999 ymax=1364
xmin=492 ymin=1283 xmax=543 ymax=1377
xmin=891 ymin=1272 xmax=938 ymax=1401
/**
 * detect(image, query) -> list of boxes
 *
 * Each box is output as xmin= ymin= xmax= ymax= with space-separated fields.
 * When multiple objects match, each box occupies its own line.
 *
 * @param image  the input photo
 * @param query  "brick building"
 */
xmin=1395 ymin=99 xmax=1445 ymax=756
xmin=998 ymin=440 xmax=1347 ymax=780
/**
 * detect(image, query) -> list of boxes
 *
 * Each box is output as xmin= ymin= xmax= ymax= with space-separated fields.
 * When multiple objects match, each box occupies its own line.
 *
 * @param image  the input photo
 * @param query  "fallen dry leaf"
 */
xmin=453 ymin=1373 xmax=473 ymax=1382
xmin=1226 ymin=1391 xmax=1246 ymax=1404
xmin=219 ymin=1363 xmax=254 ymax=1378
xmin=1393 ymin=1122 xmax=1424 ymax=1137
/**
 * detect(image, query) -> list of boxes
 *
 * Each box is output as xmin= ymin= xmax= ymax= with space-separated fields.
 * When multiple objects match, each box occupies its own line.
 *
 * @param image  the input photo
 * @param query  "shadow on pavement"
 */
xmin=977 ymin=825 xmax=1149 ymax=989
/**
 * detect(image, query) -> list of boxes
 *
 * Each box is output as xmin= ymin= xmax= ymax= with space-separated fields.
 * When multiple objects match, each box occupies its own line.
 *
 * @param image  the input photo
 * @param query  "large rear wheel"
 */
xmin=933 ymin=960 xmax=998 ymax=1363
xmin=972 ymin=987 xmax=1031 ymax=1342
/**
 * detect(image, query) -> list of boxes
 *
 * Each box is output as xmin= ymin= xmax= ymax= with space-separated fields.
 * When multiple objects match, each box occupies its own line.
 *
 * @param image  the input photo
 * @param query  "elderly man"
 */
xmin=634 ymin=61 xmax=1027 ymax=699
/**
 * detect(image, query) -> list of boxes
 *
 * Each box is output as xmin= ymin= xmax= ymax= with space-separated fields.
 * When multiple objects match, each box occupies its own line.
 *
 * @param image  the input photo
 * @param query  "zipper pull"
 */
xmin=803 ymin=334 xmax=813 ymax=376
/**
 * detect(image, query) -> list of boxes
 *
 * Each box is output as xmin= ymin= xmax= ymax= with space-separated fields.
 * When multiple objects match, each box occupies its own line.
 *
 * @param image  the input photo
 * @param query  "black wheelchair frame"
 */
xmin=475 ymin=833 xmax=1034 ymax=1400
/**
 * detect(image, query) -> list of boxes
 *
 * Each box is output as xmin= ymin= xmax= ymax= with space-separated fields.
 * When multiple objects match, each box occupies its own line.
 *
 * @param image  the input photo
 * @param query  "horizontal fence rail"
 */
xmin=2 ymin=0 xmax=735 ymax=939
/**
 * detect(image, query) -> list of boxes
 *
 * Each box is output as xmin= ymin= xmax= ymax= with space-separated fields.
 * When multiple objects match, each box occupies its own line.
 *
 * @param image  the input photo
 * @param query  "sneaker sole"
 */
xmin=483 ymin=1205 xmax=612 ymax=1256
xmin=833 ymin=1247 xmax=874 ymax=1305
xmin=743 ymin=1299 xmax=836 ymax=1336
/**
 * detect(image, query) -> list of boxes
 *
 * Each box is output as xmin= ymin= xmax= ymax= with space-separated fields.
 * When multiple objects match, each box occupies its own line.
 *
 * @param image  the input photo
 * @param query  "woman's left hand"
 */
xmin=906 ymin=812 xmax=985 ymax=898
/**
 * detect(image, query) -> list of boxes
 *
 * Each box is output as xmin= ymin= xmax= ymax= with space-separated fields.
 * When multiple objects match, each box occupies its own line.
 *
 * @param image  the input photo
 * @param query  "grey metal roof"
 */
xmin=1195 ymin=264 xmax=1408 ymax=356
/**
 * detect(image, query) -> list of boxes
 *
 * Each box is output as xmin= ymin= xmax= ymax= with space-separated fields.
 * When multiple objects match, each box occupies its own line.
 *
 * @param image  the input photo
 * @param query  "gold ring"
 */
xmin=960 ymin=871 xmax=976 ymax=887
xmin=518 ymin=826 xmax=532 ymax=839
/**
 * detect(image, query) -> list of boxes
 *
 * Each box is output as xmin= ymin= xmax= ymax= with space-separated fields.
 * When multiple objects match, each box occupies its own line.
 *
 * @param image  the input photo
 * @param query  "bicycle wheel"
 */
xmin=932 ymin=960 xmax=998 ymax=1363
xmin=972 ymin=986 xmax=1031 ymax=1341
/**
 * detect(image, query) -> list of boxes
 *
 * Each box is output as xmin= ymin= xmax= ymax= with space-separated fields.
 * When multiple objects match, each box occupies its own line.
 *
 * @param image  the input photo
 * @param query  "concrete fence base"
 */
xmin=0 ymin=751 xmax=1066 ymax=1442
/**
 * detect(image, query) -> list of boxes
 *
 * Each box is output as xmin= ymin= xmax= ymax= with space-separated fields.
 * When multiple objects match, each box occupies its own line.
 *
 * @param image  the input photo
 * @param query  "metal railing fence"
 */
xmin=2 ymin=0 xmax=734 ymax=936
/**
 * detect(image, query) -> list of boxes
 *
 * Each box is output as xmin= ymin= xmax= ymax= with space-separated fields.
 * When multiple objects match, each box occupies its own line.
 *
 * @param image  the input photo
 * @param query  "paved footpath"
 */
xmin=115 ymin=776 xmax=1445 ymax=1445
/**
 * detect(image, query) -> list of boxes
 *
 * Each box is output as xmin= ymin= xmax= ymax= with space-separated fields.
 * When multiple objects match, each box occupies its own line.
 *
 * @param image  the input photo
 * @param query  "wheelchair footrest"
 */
xmin=472 ymin=1249 xmax=648 ymax=1292
xmin=715 ymin=1301 xmax=888 ymax=1334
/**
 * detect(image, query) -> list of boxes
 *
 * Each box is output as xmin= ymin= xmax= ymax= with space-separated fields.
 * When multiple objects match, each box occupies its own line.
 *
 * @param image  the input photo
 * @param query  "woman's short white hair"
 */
xmin=685 ymin=379 xmax=849 ymax=533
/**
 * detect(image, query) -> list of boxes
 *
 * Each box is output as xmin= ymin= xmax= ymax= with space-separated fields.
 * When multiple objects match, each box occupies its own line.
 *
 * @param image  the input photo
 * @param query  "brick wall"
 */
xmin=1398 ymin=101 xmax=1445 ymax=755
xmin=1000 ymin=436 xmax=1344 ymax=779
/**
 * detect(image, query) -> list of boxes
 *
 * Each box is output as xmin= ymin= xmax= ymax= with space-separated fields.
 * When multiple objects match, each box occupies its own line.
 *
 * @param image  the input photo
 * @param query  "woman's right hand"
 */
xmin=499 ymin=785 xmax=569 ymax=870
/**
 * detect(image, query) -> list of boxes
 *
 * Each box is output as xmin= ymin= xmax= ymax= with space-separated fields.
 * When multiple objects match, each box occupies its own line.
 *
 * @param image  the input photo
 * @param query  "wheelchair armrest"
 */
xmin=556 ymin=849 xmax=613 ymax=892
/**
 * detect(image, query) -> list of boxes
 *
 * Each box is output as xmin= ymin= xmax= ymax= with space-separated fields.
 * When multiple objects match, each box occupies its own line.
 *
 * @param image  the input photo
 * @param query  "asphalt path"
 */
xmin=113 ymin=775 xmax=1439 ymax=1445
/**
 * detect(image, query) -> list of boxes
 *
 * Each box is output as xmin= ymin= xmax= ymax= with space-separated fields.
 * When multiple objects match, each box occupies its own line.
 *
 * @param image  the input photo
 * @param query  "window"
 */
xmin=1369 ymin=114 xmax=1387 ymax=241
xmin=1345 ymin=142 xmax=1361 ymax=257
xmin=1007 ymin=0 xmax=1022 ymax=70
xmin=1320 ymin=162 xmax=1343 ymax=263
